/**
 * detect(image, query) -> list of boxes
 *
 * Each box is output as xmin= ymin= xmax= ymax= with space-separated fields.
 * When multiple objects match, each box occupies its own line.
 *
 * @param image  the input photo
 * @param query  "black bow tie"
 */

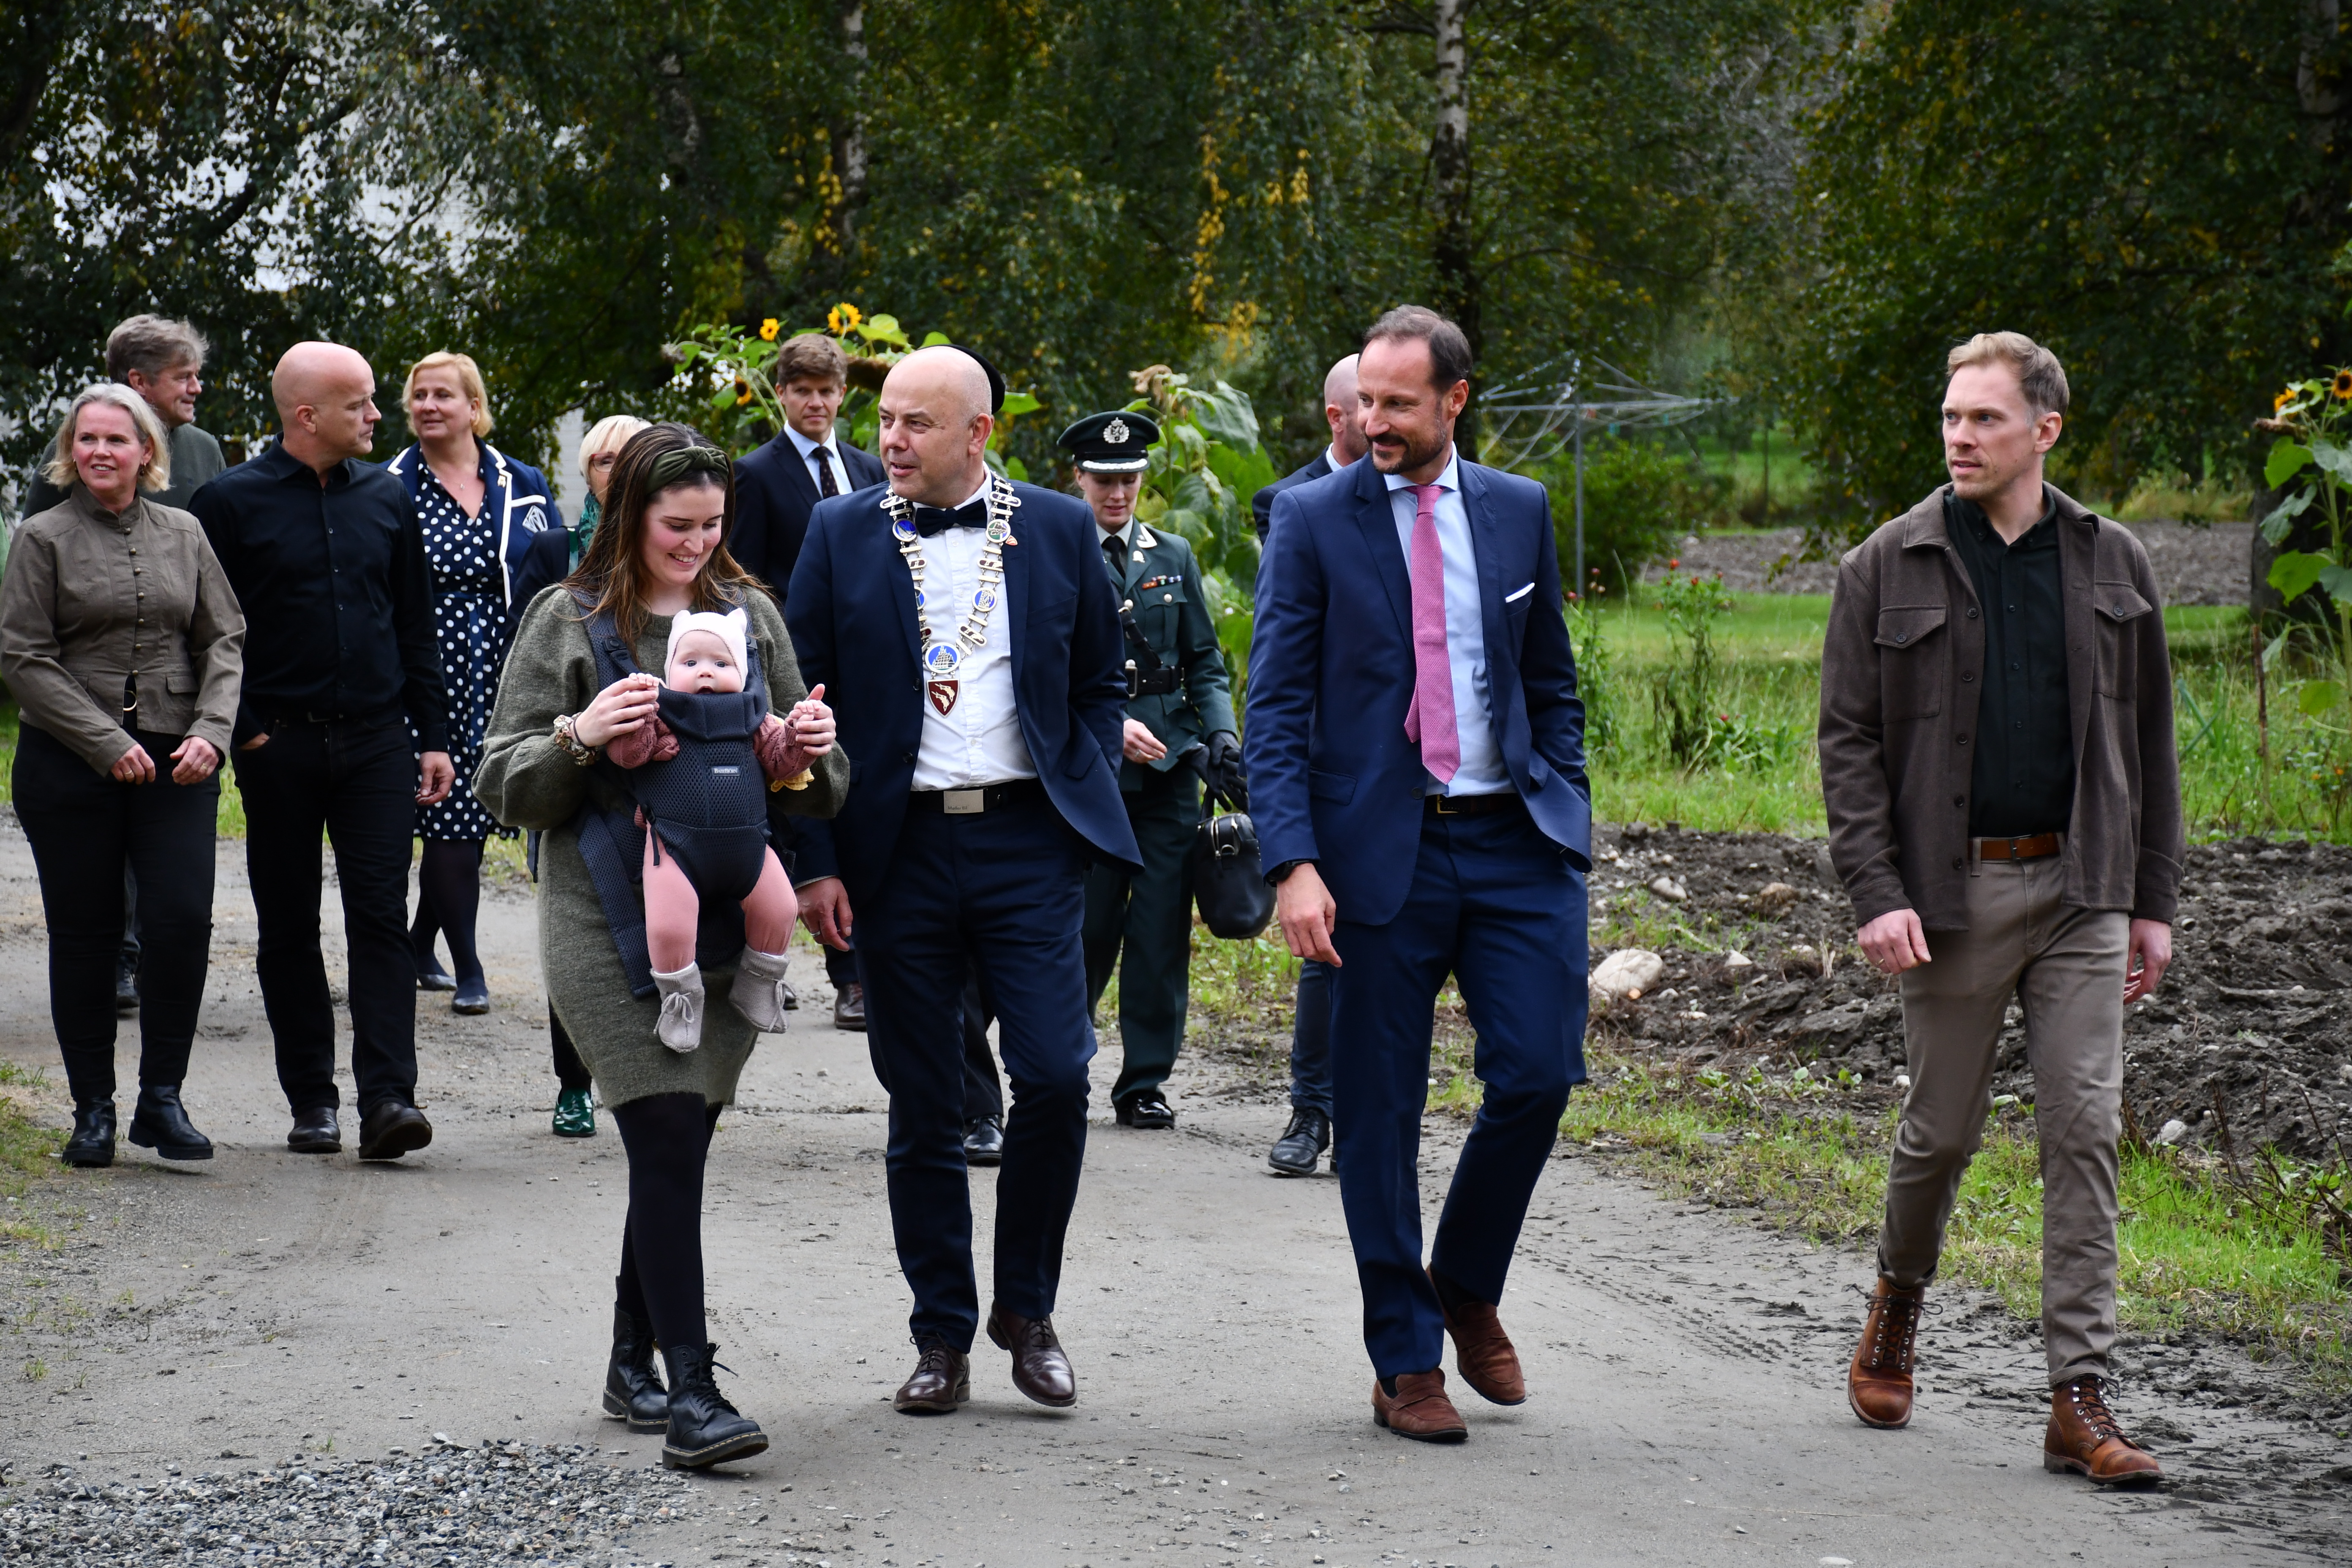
xmin=912 ymin=499 xmax=989 ymax=537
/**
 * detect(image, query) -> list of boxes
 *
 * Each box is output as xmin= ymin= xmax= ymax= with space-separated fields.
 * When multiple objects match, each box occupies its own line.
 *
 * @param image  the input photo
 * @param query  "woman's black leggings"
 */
xmin=612 ymin=1092 xmax=723 ymax=1350
xmin=12 ymin=724 xmax=219 ymax=1102
xmin=410 ymin=837 xmax=485 ymax=982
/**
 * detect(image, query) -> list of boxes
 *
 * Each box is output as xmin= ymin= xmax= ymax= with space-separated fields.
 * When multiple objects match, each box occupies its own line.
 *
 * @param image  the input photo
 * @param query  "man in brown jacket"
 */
xmin=1819 ymin=332 xmax=2181 ymax=1485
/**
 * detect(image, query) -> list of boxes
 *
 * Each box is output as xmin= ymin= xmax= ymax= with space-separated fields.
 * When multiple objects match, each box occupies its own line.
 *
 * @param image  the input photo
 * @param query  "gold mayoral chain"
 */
xmin=886 ymin=473 xmax=1020 ymax=716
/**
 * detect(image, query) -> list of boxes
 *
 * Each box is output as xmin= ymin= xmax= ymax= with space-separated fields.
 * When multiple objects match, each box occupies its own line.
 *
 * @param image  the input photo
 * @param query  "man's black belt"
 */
xmin=910 ymin=779 xmax=1048 ymax=815
xmin=258 ymin=702 xmax=403 ymax=729
xmin=1425 ymin=791 xmax=1525 ymax=818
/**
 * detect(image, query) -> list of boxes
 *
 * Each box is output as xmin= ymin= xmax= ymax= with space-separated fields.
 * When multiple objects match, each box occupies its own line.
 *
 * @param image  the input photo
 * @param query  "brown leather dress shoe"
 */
xmin=1372 ymin=1369 xmax=1468 ymax=1443
xmin=893 ymin=1340 xmax=970 ymax=1414
xmin=1847 ymin=1275 xmax=1925 ymax=1429
xmin=833 ymin=983 xmax=867 ymax=1032
xmin=2044 ymin=1376 xmax=2162 ymax=1486
xmin=985 ymin=1304 xmax=1077 ymax=1407
xmin=1430 ymin=1270 xmax=1526 ymax=1405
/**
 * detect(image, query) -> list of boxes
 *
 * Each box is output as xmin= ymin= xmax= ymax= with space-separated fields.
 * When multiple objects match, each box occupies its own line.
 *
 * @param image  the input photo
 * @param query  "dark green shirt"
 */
xmin=1944 ymin=486 xmax=2073 ymax=838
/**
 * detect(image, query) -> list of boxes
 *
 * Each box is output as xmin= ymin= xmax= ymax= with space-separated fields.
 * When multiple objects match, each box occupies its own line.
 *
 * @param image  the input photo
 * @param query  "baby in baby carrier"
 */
xmin=605 ymin=608 xmax=830 ymax=1051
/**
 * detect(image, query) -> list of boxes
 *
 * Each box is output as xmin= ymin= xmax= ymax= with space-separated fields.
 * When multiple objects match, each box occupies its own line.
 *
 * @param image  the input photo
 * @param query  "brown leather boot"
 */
xmin=2044 ymin=1376 xmax=2162 ymax=1486
xmin=1429 ymin=1269 xmax=1526 ymax=1405
xmin=1371 ymin=1369 xmax=1468 ymax=1443
xmin=1847 ymin=1276 xmax=1925 ymax=1429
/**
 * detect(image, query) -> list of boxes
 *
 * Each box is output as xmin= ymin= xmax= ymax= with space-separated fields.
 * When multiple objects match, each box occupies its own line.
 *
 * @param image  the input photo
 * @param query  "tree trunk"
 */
xmin=822 ymin=0 xmax=870 ymax=270
xmin=1429 ymin=0 xmax=1480 ymax=449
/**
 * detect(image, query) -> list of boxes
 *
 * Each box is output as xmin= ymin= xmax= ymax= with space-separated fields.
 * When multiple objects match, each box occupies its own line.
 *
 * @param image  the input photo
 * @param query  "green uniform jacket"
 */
xmin=1105 ymin=522 xmax=1236 ymax=792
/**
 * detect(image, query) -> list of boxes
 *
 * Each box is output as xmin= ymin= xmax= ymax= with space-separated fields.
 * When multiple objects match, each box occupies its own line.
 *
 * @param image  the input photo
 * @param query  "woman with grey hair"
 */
xmin=0 ymin=384 xmax=245 ymax=1168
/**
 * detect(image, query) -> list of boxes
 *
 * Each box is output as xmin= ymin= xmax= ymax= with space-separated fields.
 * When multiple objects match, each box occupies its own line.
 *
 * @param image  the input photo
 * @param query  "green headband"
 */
xmin=645 ymin=442 xmax=731 ymax=493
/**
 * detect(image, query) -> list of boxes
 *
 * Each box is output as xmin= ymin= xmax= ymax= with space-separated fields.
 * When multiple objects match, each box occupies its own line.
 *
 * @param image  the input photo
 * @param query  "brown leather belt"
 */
xmin=1974 ymin=832 xmax=2061 ymax=861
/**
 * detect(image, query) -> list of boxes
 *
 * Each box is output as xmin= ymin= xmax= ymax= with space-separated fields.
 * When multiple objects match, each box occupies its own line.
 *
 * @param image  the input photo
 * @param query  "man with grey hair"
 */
xmin=1819 ymin=330 xmax=2180 ymax=1484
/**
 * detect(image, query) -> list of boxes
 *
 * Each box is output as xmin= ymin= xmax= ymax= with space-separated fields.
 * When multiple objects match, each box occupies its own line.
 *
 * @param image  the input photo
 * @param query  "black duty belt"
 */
xmin=1425 ymin=792 xmax=1526 ymax=819
xmin=911 ymin=779 xmax=1048 ymax=815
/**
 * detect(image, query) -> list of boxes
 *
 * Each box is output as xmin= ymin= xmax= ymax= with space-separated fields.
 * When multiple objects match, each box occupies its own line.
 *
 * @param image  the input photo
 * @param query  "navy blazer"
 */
xmin=384 ymin=442 xmax=571 ymax=616
xmin=1246 ymin=454 xmax=1593 ymax=925
xmin=784 ymin=480 xmax=1141 ymax=900
xmin=1251 ymin=449 xmax=1337 ymax=543
xmin=732 ymin=431 xmax=887 ymax=595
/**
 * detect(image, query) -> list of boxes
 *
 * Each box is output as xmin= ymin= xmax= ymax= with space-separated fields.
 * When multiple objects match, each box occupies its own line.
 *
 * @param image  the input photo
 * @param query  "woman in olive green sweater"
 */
xmin=475 ymin=425 xmax=847 ymax=1471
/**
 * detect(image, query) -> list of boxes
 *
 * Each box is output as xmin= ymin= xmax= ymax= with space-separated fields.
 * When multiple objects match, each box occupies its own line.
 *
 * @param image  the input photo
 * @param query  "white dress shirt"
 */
xmin=1385 ymin=449 xmax=1511 ymax=796
xmin=911 ymin=476 xmax=1037 ymax=789
xmin=785 ymin=425 xmax=848 ymax=498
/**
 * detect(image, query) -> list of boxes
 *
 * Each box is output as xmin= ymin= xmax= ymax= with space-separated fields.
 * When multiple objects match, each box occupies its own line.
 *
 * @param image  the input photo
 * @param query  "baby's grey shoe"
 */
xmin=653 ymin=963 xmax=705 ymax=1053
xmin=729 ymin=947 xmax=794 ymax=1032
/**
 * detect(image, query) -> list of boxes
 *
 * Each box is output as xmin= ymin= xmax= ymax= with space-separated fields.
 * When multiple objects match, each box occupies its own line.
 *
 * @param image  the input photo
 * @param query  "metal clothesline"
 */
xmin=1481 ymin=354 xmax=1733 ymax=592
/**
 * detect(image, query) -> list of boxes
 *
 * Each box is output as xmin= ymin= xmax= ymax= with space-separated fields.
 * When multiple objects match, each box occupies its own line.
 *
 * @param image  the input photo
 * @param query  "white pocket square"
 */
xmin=1503 ymin=582 xmax=1534 ymax=603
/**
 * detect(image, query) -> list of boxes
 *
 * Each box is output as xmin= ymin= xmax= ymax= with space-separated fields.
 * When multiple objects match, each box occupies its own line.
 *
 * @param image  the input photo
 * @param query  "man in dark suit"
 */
xmin=1252 ymin=353 xmax=1367 ymax=1178
xmin=732 ymin=332 xmax=888 ymax=1029
xmin=1247 ymin=306 xmax=1592 ymax=1444
xmin=786 ymin=346 xmax=1138 ymax=1416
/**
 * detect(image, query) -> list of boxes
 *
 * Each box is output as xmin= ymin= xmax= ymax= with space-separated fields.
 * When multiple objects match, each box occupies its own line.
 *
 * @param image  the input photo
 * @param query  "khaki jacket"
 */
xmin=1818 ymin=484 xmax=2182 ymax=930
xmin=0 ymin=487 xmax=245 ymax=771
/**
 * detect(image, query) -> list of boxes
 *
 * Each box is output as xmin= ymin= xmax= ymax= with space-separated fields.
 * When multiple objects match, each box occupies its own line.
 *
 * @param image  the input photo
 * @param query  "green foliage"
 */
xmin=1540 ymin=441 xmax=1725 ymax=594
xmin=1648 ymin=569 xmax=1737 ymax=766
xmin=1567 ymin=577 xmax=1620 ymax=755
xmin=1130 ymin=366 xmax=1273 ymax=681
xmin=2256 ymin=378 xmax=2352 ymax=740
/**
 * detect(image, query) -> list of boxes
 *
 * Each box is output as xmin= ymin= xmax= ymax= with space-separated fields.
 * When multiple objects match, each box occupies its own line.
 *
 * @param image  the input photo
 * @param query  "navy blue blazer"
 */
xmin=784 ymin=480 xmax=1141 ymax=900
xmin=384 ymin=442 xmax=571 ymax=616
xmin=1251 ymin=449 xmax=1337 ymax=542
xmin=1246 ymin=454 xmax=1592 ymax=925
xmin=732 ymin=431 xmax=887 ymax=595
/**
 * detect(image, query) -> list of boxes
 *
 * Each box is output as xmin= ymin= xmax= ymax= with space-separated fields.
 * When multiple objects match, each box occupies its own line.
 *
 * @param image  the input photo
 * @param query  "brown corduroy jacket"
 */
xmin=1818 ymin=483 xmax=2183 ymax=931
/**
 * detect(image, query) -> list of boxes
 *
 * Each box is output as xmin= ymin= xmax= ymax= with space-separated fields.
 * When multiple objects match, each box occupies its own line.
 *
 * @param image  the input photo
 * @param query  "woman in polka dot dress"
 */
xmin=387 ymin=353 xmax=570 ymax=1018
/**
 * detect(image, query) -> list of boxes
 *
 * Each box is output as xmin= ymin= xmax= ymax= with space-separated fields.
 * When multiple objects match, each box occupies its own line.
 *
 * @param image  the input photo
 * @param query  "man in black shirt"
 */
xmin=191 ymin=342 xmax=453 ymax=1162
xmin=1943 ymin=488 xmax=2073 ymax=838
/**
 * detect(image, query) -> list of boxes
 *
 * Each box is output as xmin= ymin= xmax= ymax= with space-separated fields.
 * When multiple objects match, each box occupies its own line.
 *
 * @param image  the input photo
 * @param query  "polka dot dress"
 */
xmin=413 ymin=459 xmax=514 ymax=842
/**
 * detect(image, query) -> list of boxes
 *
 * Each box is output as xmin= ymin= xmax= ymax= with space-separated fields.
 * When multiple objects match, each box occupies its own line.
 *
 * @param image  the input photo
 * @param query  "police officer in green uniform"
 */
xmin=1060 ymin=410 xmax=1244 ymax=1130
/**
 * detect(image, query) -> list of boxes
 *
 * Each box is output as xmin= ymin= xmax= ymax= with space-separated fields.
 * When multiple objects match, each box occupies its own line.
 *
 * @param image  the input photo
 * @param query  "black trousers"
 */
xmin=13 ymin=724 xmax=218 ymax=1102
xmin=550 ymin=1009 xmax=593 ymax=1094
xmin=231 ymin=714 xmax=420 ymax=1116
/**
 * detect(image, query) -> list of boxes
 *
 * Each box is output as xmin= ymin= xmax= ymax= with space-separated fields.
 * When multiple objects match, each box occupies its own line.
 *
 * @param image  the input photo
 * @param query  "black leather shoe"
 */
xmin=114 ymin=958 xmax=139 ymax=1015
xmin=964 ymin=1115 xmax=1004 ymax=1166
xmin=599 ymin=1305 xmax=667 ymax=1432
xmin=63 ymin=1099 xmax=116 ymax=1168
xmin=894 ymin=1339 xmax=972 ymax=1414
xmin=415 ymin=961 xmax=457 ymax=993
xmin=126 ymin=1085 xmax=212 ymax=1161
xmin=986 ymin=1304 xmax=1077 ymax=1408
xmin=1268 ymin=1107 xmax=1331 ymax=1176
xmin=660 ymin=1342 xmax=768 ymax=1469
xmin=287 ymin=1105 xmax=341 ymax=1153
xmin=357 ymin=1100 xmax=433 ymax=1161
xmin=833 ymin=983 xmax=867 ymax=1032
xmin=780 ymin=979 xmax=800 ymax=1011
xmin=452 ymin=976 xmax=490 ymax=1015
xmin=1115 ymin=1090 xmax=1176 ymax=1130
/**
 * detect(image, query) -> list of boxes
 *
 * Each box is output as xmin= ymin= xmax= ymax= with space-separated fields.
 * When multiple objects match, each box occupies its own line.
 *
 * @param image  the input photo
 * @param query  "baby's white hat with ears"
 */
xmin=665 ymin=606 xmax=749 ymax=675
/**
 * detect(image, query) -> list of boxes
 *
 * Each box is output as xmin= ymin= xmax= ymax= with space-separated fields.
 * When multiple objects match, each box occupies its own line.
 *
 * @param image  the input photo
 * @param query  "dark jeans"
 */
xmin=232 ymin=714 xmax=420 ymax=1116
xmin=1288 ymin=960 xmax=1334 ymax=1116
xmin=826 ymin=937 xmax=859 ymax=990
xmin=13 ymin=724 xmax=218 ymax=1102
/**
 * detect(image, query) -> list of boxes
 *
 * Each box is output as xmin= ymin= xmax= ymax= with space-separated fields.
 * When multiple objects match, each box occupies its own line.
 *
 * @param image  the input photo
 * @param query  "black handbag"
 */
xmin=1190 ymin=797 xmax=1275 ymax=939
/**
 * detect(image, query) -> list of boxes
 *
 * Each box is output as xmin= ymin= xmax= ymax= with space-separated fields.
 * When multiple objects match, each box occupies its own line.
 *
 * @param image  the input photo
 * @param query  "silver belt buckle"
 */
xmin=942 ymin=787 xmax=987 ymax=815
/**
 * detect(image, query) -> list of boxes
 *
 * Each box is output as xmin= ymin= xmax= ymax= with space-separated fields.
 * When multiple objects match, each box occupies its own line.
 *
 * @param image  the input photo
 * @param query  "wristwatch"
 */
xmin=1268 ymin=858 xmax=1315 ymax=884
xmin=552 ymin=713 xmax=600 ymax=767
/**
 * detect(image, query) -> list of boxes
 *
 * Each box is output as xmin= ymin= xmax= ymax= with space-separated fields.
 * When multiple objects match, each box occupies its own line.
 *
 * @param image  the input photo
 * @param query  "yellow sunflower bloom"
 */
xmin=836 ymin=302 xmax=863 ymax=330
xmin=759 ymin=318 xmax=779 ymax=342
xmin=2277 ymin=389 xmax=2297 ymax=413
xmin=825 ymin=306 xmax=843 ymax=335
xmin=733 ymin=376 xmax=752 ymax=406
xmin=2332 ymin=369 xmax=2352 ymax=400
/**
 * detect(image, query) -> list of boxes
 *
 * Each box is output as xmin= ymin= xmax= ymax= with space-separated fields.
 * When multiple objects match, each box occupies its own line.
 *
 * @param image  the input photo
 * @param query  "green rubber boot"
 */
xmin=553 ymin=1087 xmax=597 ymax=1138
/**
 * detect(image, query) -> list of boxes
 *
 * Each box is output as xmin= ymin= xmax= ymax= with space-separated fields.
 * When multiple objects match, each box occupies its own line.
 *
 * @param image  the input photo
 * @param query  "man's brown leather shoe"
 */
xmin=1372 ymin=1369 xmax=1468 ymax=1443
xmin=1847 ymin=1275 xmax=1925 ymax=1429
xmin=893 ymin=1341 xmax=969 ymax=1414
xmin=986 ymin=1305 xmax=1076 ymax=1407
xmin=2044 ymin=1376 xmax=2162 ymax=1486
xmin=833 ymin=983 xmax=867 ymax=1032
xmin=1430 ymin=1270 xmax=1526 ymax=1405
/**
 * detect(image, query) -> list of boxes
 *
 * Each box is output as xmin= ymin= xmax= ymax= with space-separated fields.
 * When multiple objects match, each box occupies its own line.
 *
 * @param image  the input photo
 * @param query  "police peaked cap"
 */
xmin=1056 ymin=408 xmax=1160 ymax=473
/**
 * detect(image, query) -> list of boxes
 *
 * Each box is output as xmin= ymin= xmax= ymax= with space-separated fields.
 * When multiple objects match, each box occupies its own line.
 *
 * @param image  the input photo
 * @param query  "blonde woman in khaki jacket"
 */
xmin=0 ymin=383 xmax=244 ymax=1168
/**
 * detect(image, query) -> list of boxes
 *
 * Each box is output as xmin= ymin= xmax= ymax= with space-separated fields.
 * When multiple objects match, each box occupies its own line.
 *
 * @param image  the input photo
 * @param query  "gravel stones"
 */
xmin=0 ymin=1442 xmax=708 ymax=1568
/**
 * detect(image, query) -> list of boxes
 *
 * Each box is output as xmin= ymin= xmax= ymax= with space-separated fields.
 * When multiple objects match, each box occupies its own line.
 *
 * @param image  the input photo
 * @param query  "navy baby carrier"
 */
xmin=571 ymin=591 xmax=774 ymax=998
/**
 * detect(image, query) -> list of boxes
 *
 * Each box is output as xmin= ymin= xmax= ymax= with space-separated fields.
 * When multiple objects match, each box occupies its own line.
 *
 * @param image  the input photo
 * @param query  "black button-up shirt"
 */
xmin=190 ymin=439 xmax=449 ymax=751
xmin=1944 ymin=486 xmax=2071 ymax=838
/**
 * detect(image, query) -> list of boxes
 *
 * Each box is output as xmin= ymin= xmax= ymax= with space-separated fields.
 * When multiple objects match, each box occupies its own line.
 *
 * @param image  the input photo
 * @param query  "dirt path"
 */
xmin=0 ymin=818 xmax=2346 ymax=1566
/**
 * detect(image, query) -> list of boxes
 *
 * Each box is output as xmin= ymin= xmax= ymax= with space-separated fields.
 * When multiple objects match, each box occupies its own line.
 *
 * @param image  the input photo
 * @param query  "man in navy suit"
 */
xmin=786 ymin=346 xmax=1138 ymax=1416
xmin=732 ymin=333 xmax=890 ymax=1029
xmin=1247 ymin=306 xmax=1592 ymax=1443
xmin=1251 ymin=353 xmax=1368 ymax=1179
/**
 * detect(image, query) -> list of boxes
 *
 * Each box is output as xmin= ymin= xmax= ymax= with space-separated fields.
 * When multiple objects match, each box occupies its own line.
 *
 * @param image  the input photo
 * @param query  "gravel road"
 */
xmin=0 ymin=818 xmax=2347 ymax=1566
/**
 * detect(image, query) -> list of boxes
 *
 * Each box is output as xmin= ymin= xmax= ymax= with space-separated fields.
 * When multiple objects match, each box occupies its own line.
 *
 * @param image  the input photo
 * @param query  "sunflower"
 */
xmin=2278 ymin=389 xmax=2298 ymax=413
xmin=2332 ymin=369 xmax=2352 ymax=400
xmin=733 ymin=376 xmax=753 ymax=406
xmin=759 ymin=318 xmax=779 ymax=342
xmin=827 ymin=302 xmax=863 ymax=335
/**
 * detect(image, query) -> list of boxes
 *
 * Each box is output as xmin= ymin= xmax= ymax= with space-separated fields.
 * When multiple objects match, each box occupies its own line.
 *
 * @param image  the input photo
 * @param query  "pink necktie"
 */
xmin=1401 ymin=482 xmax=1460 ymax=783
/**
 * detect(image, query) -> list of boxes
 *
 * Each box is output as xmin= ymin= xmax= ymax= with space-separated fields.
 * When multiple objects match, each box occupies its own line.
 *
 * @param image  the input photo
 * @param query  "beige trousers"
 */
xmin=1878 ymin=852 xmax=2129 ymax=1386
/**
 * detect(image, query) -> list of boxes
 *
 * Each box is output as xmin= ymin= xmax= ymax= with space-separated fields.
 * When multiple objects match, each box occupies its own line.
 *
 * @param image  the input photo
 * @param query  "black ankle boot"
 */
xmin=126 ymin=1085 xmax=213 ymax=1161
xmin=63 ymin=1099 xmax=116 ymax=1168
xmin=600 ymin=1307 xmax=668 ymax=1433
xmin=659 ymin=1342 xmax=768 ymax=1470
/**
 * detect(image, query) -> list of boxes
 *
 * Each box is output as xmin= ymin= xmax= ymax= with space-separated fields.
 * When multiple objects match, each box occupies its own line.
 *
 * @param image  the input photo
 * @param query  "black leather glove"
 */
xmin=1203 ymin=730 xmax=1247 ymax=812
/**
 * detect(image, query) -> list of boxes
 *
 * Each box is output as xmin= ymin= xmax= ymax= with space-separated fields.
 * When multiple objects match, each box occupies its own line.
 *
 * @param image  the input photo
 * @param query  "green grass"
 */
xmin=0 ymin=1063 xmax=65 ymax=1246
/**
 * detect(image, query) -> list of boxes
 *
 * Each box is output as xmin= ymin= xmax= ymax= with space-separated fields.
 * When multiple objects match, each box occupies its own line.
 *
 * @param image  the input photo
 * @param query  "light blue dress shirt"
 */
xmin=785 ymin=425 xmax=847 ymax=496
xmin=1386 ymin=449 xmax=1510 ymax=796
